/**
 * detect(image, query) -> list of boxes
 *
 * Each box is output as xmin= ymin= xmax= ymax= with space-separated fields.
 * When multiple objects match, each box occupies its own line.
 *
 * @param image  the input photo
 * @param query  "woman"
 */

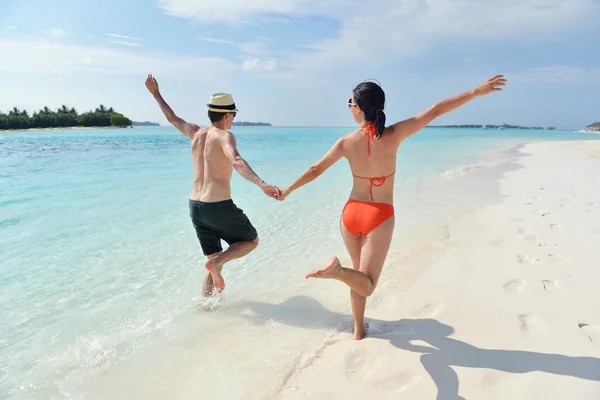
xmin=278 ymin=75 xmax=506 ymax=340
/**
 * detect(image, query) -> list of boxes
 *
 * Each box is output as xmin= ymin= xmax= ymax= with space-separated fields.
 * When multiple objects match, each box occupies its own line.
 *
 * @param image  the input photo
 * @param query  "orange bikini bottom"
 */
xmin=341 ymin=199 xmax=395 ymax=237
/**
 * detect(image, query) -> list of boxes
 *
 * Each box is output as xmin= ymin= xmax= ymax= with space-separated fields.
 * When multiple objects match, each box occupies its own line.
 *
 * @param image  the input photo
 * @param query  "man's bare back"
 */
xmin=190 ymin=127 xmax=236 ymax=202
xmin=145 ymin=74 xmax=280 ymax=296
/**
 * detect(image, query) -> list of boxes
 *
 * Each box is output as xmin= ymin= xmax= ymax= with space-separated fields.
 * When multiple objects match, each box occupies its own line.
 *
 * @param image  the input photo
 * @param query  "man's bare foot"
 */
xmin=305 ymin=256 xmax=342 ymax=279
xmin=205 ymin=258 xmax=225 ymax=294
xmin=353 ymin=322 xmax=369 ymax=340
xmin=202 ymin=272 xmax=215 ymax=297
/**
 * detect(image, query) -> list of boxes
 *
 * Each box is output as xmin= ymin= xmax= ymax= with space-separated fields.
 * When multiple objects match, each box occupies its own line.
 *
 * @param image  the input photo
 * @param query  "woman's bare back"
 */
xmin=343 ymin=127 xmax=400 ymax=204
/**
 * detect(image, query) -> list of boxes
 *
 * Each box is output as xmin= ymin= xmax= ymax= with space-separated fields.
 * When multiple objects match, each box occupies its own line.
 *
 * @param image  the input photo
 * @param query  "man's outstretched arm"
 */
xmin=145 ymin=74 xmax=200 ymax=139
xmin=221 ymin=132 xmax=280 ymax=199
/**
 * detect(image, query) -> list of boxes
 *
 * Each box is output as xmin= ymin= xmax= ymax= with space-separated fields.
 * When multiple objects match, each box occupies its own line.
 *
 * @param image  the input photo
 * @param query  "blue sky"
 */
xmin=1 ymin=0 xmax=599 ymax=129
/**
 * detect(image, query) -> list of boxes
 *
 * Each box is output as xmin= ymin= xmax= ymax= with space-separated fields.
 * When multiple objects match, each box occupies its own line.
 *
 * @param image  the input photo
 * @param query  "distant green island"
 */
xmin=430 ymin=124 xmax=555 ymax=130
xmin=133 ymin=121 xmax=160 ymax=126
xmin=232 ymin=121 xmax=272 ymax=127
xmin=0 ymin=105 xmax=132 ymax=130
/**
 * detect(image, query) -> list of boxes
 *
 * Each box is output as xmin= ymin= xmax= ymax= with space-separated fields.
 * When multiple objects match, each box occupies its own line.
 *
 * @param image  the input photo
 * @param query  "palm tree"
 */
xmin=96 ymin=104 xmax=107 ymax=113
xmin=41 ymin=106 xmax=51 ymax=115
xmin=58 ymin=105 xmax=69 ymax=114
xmin=9 ymin=107 xmax=20 ymax=115
xmin=107 ymin=107 xmax=115 ymax=113
xmin=69 ymin=107 xmax=77 ymax=114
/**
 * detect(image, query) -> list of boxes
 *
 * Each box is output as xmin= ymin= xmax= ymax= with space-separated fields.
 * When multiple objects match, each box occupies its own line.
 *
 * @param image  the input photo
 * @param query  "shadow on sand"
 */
xmin=228 ymin=295 xmax=600 ymax=399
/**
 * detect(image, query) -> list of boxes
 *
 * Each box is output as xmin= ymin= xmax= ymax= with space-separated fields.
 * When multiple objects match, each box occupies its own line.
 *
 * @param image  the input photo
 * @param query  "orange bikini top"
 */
xmin=352 ymin=123 xmax=396 ymax=201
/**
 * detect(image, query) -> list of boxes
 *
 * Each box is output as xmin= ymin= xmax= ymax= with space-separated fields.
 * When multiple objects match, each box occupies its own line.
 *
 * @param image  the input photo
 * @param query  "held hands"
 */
xmin=277 ymin=186 xmax=291 ymax=201
xmin=260 ymin=183 xmax=291 ymax=201
xmin=260 ymin=183 xmax=282 ymax=200
xmin=145 ymin=74 xmax=160 ymax=96
xmin=472 ymin=75 xmax=507 ymax=97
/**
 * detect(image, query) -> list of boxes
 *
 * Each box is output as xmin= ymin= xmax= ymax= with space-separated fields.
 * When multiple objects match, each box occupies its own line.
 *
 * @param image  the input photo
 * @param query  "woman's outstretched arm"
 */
xmin=391 ymin=75 xmax=507 ymax=143
xmin=279 ymin=137 xmax=346 ymax=200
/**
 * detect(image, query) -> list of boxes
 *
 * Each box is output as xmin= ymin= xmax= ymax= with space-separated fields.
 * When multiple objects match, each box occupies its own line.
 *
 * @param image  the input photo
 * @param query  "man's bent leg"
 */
xmin=205 ymin=238 xmax=259 ymax=294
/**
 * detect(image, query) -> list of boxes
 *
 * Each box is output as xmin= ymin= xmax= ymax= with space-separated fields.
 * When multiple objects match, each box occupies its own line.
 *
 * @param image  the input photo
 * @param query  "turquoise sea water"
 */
xmin=1 ymin=126 xmax=597 ymax=399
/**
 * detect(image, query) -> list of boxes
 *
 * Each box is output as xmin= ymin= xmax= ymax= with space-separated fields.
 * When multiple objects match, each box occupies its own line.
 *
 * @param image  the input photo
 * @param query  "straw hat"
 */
xmin=206 ymin=93 xmax=239 ymax=113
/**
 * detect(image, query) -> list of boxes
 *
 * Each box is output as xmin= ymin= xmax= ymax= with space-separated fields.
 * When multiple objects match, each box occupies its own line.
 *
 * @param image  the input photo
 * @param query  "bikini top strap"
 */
xmin=352 ymin=171 xmax=396 ymax=202
xmin=362 ymin=123 xmax=376 ymax=156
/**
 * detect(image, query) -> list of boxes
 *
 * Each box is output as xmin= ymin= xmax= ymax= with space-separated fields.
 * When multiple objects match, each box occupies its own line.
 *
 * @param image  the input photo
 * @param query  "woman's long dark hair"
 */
xmin=353 ymin=81 xmax=386 ymax=138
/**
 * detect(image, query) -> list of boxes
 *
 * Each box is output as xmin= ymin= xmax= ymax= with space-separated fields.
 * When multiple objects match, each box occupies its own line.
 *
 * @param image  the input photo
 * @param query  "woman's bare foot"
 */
xmin=353 ymin=322 xmax=369 ymax=340
xmin=305 ymin=256 xmax=342 ymax=279
xmin=205 ymin=258 xmax=225 ymax=294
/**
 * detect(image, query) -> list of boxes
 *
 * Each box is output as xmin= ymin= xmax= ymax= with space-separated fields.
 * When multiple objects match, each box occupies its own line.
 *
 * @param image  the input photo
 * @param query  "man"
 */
xmin=145 ymin=74 xmax=280 ymax=296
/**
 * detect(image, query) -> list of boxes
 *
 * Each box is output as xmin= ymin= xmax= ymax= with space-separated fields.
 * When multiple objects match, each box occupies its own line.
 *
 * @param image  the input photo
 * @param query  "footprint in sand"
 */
xmin=503 ymin=279 xmax=526 ymax=293
xmin=411 ymin=303 xmax=443 ymax=319
xmin=344 ymin=348 xmax=369 ymax=376
xmin=578 ymin=323 xmax=600 ymax=347
xmin=375 ymin=373 xmax=421 ymax=393
xmin=372 ymin=321 xmax=413 ymax=338
xmin=542 ymin=279 xmax=564 ymax=293
xmin=550 ymin=223 xmax=562 ymax=230
xmin=519 ymin=314 xmax=547 ymax=334
xmin=481 ymin=371 xmax=529 ymax=388
xmin=518 ymin=228 xmax=545 ymax=247
xmin=547 ymin=253 xmax=569 ymax=263
xmin=517 ymin=255 xmax=540 ymax=265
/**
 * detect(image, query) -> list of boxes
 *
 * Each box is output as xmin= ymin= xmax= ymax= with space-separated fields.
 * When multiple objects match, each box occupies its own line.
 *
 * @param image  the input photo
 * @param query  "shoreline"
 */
xmin=278 ymin=139 xmax=600 ymax=399
xmin=573 ymin=130 xmax=600 ymax=134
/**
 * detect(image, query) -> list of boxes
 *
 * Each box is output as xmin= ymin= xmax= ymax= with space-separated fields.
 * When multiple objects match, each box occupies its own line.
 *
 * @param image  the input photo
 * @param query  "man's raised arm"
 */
xmin=145 ymin=74 xmax=200 ymax=139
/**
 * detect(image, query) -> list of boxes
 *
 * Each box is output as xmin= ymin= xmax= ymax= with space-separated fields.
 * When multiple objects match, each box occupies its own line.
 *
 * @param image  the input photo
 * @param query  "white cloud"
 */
xmin=158 ymin=0 xmax=350 ymax=24
xmin=291 ymin=0 xmax=600 ymax=74
xmin=237 ymin=37 xmax=273 ymax=56
xmin=512 ymin=66 xmax=600 ymax=84
xmin=107 ymin=33 xmax=141 ymax=41
xmin=109 ymin=40 xmax=140 ymax=47
xmin=6 ymin=26 xmax=18 ymax=30
xmin=242 ymin=57 xmax=277 ymax=71
xmin=200 ymin=35 xmax=278 ymax=71
xmin=199 ymin=36 xmax=233 ymax=44
xmin=160 ymin=0 xmax=600 ymax=75
xmin=0 ymin=39 xmax=238 ymax=83
xmin=259 ymin=16 xmax=291 ymax=24
xmin=201 ymin=35 xmax=274 ymax=56
xmin=44 ymin=28 xmax=66 ymax=37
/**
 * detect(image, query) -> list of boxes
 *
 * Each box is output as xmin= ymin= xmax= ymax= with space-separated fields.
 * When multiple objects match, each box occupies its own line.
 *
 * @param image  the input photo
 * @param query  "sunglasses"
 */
xmin=347 ymin=98 xmax=358 ymax=108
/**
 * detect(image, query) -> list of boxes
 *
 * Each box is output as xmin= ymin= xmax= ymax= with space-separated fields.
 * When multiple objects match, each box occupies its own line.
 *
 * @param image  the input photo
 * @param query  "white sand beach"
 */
xmin=278 ymin=141 xmax=600 ymax=399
